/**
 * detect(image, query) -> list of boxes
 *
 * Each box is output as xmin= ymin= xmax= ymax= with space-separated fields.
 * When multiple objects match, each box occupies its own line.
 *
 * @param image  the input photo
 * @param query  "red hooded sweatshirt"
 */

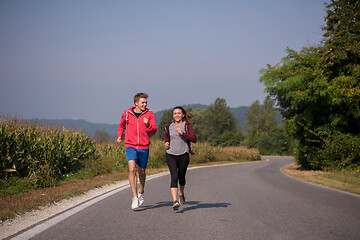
xmin=117 ymin=107 xmax=158 ymax=149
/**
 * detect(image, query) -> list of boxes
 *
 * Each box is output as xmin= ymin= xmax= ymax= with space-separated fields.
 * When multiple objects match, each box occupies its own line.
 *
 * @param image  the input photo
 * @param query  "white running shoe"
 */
xmin=138 ymin=192 xmax=144 ymax=206
xmin=131 ymin=197 xmax=139 ymax=210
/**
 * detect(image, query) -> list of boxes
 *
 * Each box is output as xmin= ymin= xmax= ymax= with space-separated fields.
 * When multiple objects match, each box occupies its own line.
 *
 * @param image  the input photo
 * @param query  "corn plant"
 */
xmin=0 ymin=116 xmax=99 ymax=187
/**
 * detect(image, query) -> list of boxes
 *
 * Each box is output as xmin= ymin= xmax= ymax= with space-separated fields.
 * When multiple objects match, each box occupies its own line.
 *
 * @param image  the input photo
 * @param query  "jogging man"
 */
xmin=117 ymin=93 xmax=158 ymax=209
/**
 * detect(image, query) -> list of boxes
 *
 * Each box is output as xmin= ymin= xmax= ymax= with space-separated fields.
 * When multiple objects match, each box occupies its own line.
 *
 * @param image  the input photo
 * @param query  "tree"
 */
xmin=320 ymin=0 xmax=360 ymax=78
xmin=245 ymin=99 xmax=291 ymax=155
xmin=202 ymin=98 xmax=238 ymax=145
xmin=156 ymin=109 xmax=173 ymax=139
xmin=246 ymin=99 xmax=277 ymax=137
xmin=93 ymin=130 xmax=111 ymax=143
xmin=187 ymin=108 xmax=206 ymax=141
xmin=320 ymin=0 xmax=360 ymax=134
xmin=259 ymin=0 xmax=360 ymax=169
xmin=219 ymin=131 xmax=245 ymax=147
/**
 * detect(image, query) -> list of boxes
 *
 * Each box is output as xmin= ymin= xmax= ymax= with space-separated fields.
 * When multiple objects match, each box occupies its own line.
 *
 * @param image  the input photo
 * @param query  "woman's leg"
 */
xmin=178 ymin=153 xmax=189 ymax=196
xmin=166 ymin=153 xmax=179 ymax=202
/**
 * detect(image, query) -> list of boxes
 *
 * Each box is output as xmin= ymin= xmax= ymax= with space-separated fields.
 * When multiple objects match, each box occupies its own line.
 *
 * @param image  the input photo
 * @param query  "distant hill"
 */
xmin=32 ymin=119 xmax=118 ymax=140
xmin=31 ymin=104 xmax=282 ymax=139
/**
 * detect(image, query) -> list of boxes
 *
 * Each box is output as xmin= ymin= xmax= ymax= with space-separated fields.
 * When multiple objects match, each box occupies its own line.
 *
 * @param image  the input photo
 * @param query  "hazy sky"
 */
xmin=0 ymin=0 xmax=328 ymax=124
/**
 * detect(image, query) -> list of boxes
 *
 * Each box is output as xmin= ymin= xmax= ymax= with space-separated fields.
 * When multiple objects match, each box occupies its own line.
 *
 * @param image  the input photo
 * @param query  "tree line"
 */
xmin=156 ymin=98 xmax=294 ymax=156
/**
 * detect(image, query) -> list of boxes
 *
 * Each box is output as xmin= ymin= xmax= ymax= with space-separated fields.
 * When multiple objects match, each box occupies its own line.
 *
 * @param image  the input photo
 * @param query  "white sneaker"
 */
xmin=131 ymin=197 xmax=139 ymax=210
xmin=138 ymin=192 xmax=144 ymax=206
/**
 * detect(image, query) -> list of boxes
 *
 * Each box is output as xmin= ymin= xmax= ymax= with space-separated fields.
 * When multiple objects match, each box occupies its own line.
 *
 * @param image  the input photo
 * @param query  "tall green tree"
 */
xmin=245 ymin=99 xmax=292 ymax=155
xmin=202 ymin=98 xmax=238 ymax=145
xmin=320 ymin=0 xmax=360 ymax=134
xmin=259 ymin=0 xmax=360 ymax=169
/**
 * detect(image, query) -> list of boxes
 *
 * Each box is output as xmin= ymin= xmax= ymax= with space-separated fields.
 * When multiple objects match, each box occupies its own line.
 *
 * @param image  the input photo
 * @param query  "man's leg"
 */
xmin=138 ymin=167 xmax=146 ymax=194
xmin=128 ymin=160 xmax=138 ymax=198
xmin=137 ymin=148 xmax=149 ymax=195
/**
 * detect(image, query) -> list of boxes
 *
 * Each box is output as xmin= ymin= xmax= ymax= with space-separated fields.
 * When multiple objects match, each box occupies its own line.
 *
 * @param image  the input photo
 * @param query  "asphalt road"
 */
xmin=10 ymin=157 xmax=360 ymax=240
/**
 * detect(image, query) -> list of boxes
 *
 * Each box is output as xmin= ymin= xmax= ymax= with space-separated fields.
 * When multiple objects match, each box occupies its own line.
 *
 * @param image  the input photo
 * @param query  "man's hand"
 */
xmin=165 ymin=142 xmax=170 ymax=148
xmin=143 ymin=117 xmax=149 ymax=126
xmin=116 ymin=137 xmax=122 ymax=144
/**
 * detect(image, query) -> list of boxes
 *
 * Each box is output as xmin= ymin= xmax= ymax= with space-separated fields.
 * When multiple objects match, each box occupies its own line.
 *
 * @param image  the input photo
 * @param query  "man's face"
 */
xmin=135 ymin=98 xmax=147 ymax=112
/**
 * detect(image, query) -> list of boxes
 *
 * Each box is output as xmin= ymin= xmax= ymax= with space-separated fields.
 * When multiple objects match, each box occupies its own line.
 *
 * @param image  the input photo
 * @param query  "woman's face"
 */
xmin=173 ymin=108 xmax=184 ymax=122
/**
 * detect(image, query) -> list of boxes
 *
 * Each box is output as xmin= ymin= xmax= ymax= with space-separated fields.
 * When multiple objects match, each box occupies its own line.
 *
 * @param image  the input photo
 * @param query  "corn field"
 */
xmin=0 ymin=116 xmax=99 ymax=187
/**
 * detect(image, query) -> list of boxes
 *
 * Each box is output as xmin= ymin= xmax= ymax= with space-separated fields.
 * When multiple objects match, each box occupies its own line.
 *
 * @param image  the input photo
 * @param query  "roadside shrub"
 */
xmin=297 ymin=131 xmax=360 ymax=170
xmin=317 ymin=132 xmax=360 ymax=170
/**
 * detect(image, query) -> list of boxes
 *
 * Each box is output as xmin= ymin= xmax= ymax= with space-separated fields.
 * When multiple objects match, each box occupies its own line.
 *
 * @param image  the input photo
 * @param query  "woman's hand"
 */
xmin=165 ymin=142 xmax=170 ymax=148
xmin=176 ymin=127 xmax=183 ymax=135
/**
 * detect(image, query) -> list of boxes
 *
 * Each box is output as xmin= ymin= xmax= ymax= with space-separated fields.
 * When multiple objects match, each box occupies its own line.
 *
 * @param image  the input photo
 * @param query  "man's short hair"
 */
xmin=134 ymin=92 xmax=148 ymax=103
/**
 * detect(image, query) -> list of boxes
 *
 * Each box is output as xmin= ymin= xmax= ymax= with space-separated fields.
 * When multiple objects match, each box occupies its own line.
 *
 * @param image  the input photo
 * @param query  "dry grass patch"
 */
xmin=283 ymin=163 xmax=360 ymax=195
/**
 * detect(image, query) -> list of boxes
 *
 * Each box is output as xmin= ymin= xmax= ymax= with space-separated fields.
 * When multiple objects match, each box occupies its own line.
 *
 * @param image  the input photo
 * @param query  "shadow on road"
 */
xmin=176 ymin=201 xmax=231 ymax=213
xmin=137 ymin=201 xmax=231 ymax=213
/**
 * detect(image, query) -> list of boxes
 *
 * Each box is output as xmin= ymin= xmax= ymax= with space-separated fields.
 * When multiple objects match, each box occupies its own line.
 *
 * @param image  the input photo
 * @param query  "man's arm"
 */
xmin=116 ymin=111 xmax=127 ymax=143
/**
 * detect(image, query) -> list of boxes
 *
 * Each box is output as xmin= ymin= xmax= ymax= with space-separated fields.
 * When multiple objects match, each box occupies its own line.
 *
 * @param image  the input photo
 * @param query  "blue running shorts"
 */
xmin=125 ymin=147 xmax=150 ymax=169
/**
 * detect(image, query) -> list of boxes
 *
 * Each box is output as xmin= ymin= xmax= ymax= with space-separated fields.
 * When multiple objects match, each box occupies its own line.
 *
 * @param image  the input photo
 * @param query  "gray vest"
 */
xmin=166 ymin=122 xmax=189 ymax=155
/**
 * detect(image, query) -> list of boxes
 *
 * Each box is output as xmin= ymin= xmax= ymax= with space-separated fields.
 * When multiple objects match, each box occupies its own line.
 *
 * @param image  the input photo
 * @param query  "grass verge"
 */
xmin=283 ymin=163 xmax=360 ymax=195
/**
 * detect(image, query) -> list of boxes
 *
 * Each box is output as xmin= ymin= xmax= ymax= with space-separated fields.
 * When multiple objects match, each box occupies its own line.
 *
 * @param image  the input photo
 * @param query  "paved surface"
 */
xmin=9 ymin=157 xmax=360 ymax=240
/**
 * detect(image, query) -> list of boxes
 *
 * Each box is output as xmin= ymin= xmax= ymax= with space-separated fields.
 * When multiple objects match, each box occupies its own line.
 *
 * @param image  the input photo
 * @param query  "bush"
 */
xmin=296 ymin=131 xmax=360 ymax=171
xmin=317 ymin=132 xmax=360 ymax=170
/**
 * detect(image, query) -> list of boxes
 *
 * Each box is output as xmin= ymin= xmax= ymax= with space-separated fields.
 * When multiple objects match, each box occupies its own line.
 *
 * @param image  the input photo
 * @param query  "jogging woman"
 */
xmin=164 ymin=106 xmax=197 ymax=210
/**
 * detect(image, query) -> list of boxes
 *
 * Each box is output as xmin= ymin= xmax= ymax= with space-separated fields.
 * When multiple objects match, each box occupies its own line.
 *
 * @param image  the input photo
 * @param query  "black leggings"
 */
xmin=166 ymin=152 xmax=189 ymax=188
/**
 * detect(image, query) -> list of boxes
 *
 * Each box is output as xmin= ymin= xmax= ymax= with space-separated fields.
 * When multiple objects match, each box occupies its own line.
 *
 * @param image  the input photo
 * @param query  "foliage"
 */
xmin=93 ymin=130 xmax=112 ymax=144
xmin=245 ymin=99 xmax=293 ymax=155
xmin=218 ymin=131 xmax=245 ymax=147
xmin=201 ymin=98 xmax=238 ymax=145
xmin=319 ymin=0 xmax=360 ymax=134
xmin=259 ymin=0 xmax=360 ymax=169
xmin=320 ymin=0 xmax=360 ymax=79
xmin=156 ymin=109 xmax=173 ymax=139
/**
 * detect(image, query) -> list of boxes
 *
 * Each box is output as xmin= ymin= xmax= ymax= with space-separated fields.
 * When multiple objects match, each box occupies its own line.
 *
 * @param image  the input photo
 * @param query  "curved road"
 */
xmin=10 ymin=157 xmax=360 ymax=240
